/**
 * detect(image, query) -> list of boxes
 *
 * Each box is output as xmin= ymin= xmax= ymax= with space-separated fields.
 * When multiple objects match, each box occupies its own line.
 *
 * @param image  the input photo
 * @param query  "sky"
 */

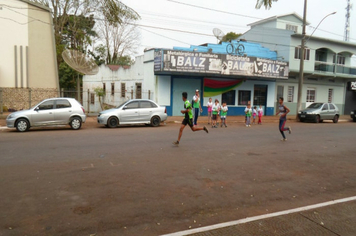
xmin=120 ymin=0 xmax=356 ymax=62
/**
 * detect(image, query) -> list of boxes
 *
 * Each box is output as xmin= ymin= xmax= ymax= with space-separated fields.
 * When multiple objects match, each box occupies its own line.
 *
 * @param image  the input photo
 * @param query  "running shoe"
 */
xmin=288 ymin=126 xmax=292 ymax=134
xmin=280 ymin=138 xmax=287 ymax=141
xmin=203 ymin=126 xmax=209 ymax=133
xmin=172 ymin=140 xmax=179 ymax=146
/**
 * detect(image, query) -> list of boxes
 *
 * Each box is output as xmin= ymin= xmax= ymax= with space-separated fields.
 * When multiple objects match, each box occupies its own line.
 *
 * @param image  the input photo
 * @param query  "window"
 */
xmin=90 ymin=93 xmax=95 ymax=104
xmin=322 ymin=104 xmax=329 ymax=110
xmin=38 ymin=101 xmax=54 ymax=110
xmin=328 ymin=89 xmax=333 ymax=103
xmin=121 ymin=83 xmax=126 ymax=98
xmin=238 ymin=90 xmax=251 ymax=105
xmin=136 ymin=83 xmax=142 ymax=99
xmin=333 ymin=54 xmax=345 ymax=65
xmin=294 ymin=47 xmax=310 ymax=60
xmin=103 ymin=83 xmax=106 ymax=94
xmin=140 ymin=101 xmax=154 ymax=108
xmin=125 ymin=101 xmax=139 ymax=109
xmin=329 ymin=104 xmax=335 ymax=110
xmin=277 ymin=85 xmax=284 ymax=100
xmin=111 ymin=83 xmax=115 ymax=96
xmin=306 ymin=89 xmax=316 ymax=103
xmin=222 ymin=90 xmax=236 ymax=105
xmin=56 ymin=99 xmax=71 ymax=109
xmin=286 ymin=24 xmax=298 ymax=32
xmin=287 ymin=86 xmax=294 ymax=102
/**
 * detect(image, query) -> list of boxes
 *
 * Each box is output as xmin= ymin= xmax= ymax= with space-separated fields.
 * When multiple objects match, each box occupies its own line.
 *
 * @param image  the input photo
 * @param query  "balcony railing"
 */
xmin=314 ymin=61 xmax=356 ymax=76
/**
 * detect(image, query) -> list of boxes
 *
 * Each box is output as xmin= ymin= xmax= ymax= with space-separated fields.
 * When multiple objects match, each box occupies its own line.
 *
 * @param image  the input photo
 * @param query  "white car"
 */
xmin=97 ymin=99 xmax=167 ymax=128
xmin=6 ymin=98 xmax=86 ymax=132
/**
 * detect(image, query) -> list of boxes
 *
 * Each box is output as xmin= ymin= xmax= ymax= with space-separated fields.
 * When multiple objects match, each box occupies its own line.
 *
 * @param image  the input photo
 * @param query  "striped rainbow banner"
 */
xmin=203 ymin=78 xmax=244 ymax=97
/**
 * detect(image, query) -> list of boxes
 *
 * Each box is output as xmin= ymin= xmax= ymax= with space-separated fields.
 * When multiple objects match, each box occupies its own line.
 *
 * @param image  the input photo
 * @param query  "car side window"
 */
xmin=140 ymin=101 xmax=153 ymax=108
xmin=126 ymin=101 xmax=139 ymax=109
xmin=329 ymin=104 xmax=335 ymax=110
xmin=38 ymin=101 xmax=54 ymax=110
xmin=150 ymin=102 xmax=158 ymax=108
xmin=322 ymin=104 xmax=328 ymax=110
xmin=56 ymin=99 xmax=71 ymax=109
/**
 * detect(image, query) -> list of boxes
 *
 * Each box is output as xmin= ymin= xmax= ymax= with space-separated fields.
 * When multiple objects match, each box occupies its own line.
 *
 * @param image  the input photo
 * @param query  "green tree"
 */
xmin=221 ymin=32 xmax=242 ymax=42
xmin=255 ymin=0 xmax=278 ymax=9
xmin=94 ymin=87 xmax=105 ymax=110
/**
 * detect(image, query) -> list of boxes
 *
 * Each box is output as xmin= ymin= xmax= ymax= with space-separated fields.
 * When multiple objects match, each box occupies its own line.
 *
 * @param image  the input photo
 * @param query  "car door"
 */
xmin=320 ymin=104 xmax=329 ymax=120
xmin=139 ymin=101 xmax=155 ymax=122
xmin=328 ymin=103 xmax=337 ymax=118
xmin=120 ymin=101 xmax=139 ymax=124
xmin=54 ymin=99 xmax=72 ymax=124
xmin=31 ymin=100 xmax=55 ymax=126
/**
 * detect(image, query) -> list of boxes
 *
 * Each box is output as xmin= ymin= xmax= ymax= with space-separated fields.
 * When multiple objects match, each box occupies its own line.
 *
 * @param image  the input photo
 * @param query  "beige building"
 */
xmin=0 ymin=0 xmax=59 ymax=111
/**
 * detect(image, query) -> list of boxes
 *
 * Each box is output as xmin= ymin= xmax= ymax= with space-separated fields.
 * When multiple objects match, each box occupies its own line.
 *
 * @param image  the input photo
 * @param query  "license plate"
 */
xmin=300 ymin=115 xmax=306 ymax=118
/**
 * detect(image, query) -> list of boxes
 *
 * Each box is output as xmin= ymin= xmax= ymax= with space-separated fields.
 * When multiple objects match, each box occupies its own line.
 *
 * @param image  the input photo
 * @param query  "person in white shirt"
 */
xmin=192 ymin=89 xmax=203 ymax=126
xmin=258 ymin=105 xmax=264 ymax=124
xmin=206 ymin=97 xmax=213 ymax=125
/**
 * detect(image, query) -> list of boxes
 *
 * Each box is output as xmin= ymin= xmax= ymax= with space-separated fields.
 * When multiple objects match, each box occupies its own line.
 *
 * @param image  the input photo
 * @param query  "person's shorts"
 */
xmin=212 ymin=114 xmax=217 ymax=120
xmin=221 ymin=116 xmax=226 ymax=119
xmin=182 ymin=118 xmax=193 ymax=127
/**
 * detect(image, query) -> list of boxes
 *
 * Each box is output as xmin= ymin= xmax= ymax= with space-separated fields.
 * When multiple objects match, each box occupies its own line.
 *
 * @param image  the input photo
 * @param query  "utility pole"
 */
xmin=296 ymin=0 xmax=307 ymax=119
xmin=344 ymin=0 xmax=352 ymax=42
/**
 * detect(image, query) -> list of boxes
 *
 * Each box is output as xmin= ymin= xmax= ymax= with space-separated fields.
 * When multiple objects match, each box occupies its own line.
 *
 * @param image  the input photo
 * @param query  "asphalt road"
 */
xmin=0 ymin=120 xmax=355 ymax=236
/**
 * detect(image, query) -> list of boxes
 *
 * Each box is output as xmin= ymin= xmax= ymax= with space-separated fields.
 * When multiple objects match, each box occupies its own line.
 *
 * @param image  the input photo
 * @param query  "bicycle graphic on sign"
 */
xmin=226 ymin=41 xmax=245 ymax=55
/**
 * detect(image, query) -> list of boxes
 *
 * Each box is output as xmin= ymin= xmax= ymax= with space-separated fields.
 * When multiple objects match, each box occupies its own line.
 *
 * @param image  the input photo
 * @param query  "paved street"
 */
xmin=0 ymin=118 xmax=356 ymax=236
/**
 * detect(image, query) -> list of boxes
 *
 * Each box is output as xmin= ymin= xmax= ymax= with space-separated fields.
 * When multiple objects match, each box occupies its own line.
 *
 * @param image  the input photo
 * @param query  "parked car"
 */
xmin=351 ymin=110 xmax=356 ymax=122
xmin=6 ymin=98 xmax=86 ymax=132
xmin=298 ymin=102 xmax=339 ymax=123
xmin=97 ymin=99 xmax=167 ymax=128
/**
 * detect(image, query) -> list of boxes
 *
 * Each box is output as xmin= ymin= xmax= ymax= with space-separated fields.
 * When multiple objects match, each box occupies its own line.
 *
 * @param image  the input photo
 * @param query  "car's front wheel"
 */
xmin=16 ymin=118 xmax=29 ymax=132
xmin=70 ymin=117 xmax=82 ymax=130
xmin=333 ymin=115 xmax=339 ymax=123
xmin=150 ymin=116 xmax=161 ymax=127
xmin=314 ymin=115 xmax=320 ymax=123
xmin=107 ymin=117 xmax=119 ymax=128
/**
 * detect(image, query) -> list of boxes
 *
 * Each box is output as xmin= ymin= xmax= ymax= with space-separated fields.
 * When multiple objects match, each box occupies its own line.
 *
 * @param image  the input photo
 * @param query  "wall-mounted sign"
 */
xmin=154 ymin=50 xmax=289 ymax=79
xmin=351 ymin=82 xmax=356 ymax=90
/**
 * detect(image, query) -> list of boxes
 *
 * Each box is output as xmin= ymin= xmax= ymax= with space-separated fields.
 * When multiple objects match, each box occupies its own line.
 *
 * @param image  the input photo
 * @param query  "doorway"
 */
xmin=254 ymin=85 xmax=267 ymax=113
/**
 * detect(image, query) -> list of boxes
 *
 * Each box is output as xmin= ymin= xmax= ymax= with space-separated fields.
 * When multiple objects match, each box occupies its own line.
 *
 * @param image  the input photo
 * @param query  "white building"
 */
xmin=239 ymin=13 xmax=356 ymax=114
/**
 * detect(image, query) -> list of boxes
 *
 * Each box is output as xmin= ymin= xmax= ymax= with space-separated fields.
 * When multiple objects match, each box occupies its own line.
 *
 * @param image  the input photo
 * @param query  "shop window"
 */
xmin=287 ymin=86 xmax=294 ymax=102
xmin=238 ymin=90 xmax=251 ymax=105
xmin=328 ymin=89 xmax=333 ymax=103
xmin=121 ymin=83 xmax=125 ymax=98
xmin=294 ymin=47 xmax=310 ymax=60
xmin=222 ymin=90 xmax=236 ymax=105
xmin=306 ymin=89 xmax=316 ymax=103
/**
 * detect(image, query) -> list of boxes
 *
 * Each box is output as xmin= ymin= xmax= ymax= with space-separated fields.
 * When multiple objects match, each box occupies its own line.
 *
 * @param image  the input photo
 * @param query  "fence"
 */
xmin=83 ymin=89 xmax=154 ymax=113
xmin=0 ymin=87 xmax=154 ymax=114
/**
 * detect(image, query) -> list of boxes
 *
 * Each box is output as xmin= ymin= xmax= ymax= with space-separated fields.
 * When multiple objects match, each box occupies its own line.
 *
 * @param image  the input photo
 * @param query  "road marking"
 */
xmin=161 ymin=196 xmax=356 ymax=236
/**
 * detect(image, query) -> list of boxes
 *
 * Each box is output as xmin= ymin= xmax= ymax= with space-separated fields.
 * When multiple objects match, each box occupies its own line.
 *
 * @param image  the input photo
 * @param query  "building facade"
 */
xmin=0 ymin=0 xmax=59 ymax=111
xmin=239 ymin=13 xmax=356 ymax=115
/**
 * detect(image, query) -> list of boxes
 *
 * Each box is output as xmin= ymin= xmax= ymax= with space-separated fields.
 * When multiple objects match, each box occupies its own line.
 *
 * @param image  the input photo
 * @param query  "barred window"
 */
xmin=121 ymin=83 xmax=125 ymax=98
xmin=328 ymin=89 xmax=333 ymax=103
xmin=111 ymin=83 xmax=115 ymax=96
xmin=90 ymin=93 xmax=95 ymax=104
xmin=287 ymin=86 xmax=294 ymax=102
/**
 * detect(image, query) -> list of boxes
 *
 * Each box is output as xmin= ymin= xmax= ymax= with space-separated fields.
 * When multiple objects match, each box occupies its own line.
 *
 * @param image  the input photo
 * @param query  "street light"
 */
xmin=296 ymin=0 xmax=336 ymax=119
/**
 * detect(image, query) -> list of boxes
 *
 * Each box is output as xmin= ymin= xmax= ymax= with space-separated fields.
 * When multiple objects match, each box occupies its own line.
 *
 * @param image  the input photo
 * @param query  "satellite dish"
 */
xmin=213 ymin=28 xmax=225 ymax=41
xmin=62 ymin=49 xmax=99 ymax=75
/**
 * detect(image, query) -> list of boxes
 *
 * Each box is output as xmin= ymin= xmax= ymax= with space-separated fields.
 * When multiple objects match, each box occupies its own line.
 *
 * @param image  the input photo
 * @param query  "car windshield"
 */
xmin=117 ymin=101 xmax=129 ymax=109
xmin=307 ymin=103 xmax=323 ymax=109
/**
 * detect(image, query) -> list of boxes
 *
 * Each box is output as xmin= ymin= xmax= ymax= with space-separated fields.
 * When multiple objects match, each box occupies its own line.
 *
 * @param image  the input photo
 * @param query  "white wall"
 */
xmin=157 ymin=75 xmax=171 ymax=106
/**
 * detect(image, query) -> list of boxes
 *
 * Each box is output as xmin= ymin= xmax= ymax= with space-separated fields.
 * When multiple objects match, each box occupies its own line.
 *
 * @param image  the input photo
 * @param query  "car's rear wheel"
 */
xmin=70 ymin=117 xmax=82 ymax=130
xmin=315 ymin=115 xmax=320 ymax=123
xmin=16 ymin=118 xmax=29 ymax=132
xmin=333 ymin=115 xmax=339 ymax=123
xmin=107 ymin=117 xmax=119 ymax=128
xmin=151 ymin=116 xmax=161 ymax=127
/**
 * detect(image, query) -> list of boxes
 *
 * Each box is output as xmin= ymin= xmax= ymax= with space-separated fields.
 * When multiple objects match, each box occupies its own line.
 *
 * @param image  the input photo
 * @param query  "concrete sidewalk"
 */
xmin=163 ymin=197 xmax=356 ymax=236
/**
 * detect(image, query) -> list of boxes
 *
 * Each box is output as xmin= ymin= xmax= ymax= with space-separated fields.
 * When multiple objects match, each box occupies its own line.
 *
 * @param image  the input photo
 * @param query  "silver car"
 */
xmin=97 ymin=99 xmax=167 ymax=128
xmin=6 ymin=98 xmax=86 ymax=132
xmin=298 ymin=102 xmax=339 ymax=123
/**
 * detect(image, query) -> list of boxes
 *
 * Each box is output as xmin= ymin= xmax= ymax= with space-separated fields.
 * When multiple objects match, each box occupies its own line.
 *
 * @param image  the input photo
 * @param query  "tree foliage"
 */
xmin=221 ymin=32 xmax=242 ymax=42
xmin=255 ymin=0 xmax=278 ymax=9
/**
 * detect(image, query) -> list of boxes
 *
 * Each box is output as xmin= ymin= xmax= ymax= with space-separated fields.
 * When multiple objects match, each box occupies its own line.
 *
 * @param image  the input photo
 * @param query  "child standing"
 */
xmin=220 ymin=102 xmax=228 ymax=127
xmin=212 ymin=99 xmax=219 ymax=128
xmin=207 ymin=98 xmax=213 ymax=125
xmin=252 ymin=106 xmax=257 ymax=124
xmin=245 ymin=104 xmax=252 ymax=127
xmin=258 ymin=105 xmax=263 ymax=124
